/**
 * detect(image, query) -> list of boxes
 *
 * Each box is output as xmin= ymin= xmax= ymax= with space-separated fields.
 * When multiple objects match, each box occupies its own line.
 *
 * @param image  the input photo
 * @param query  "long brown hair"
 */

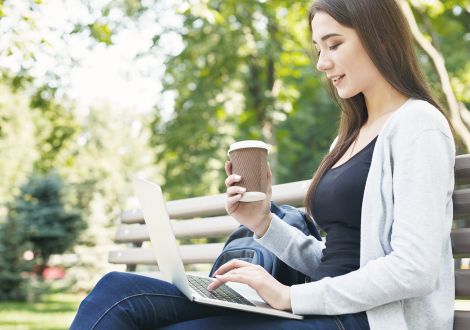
xmin=304 ymin=0 xmax=448 ymax=219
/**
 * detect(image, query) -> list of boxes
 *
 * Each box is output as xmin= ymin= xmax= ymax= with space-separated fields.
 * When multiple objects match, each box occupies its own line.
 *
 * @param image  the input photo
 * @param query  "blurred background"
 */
xmin=0 ymin=0 xmax=468 ymax=328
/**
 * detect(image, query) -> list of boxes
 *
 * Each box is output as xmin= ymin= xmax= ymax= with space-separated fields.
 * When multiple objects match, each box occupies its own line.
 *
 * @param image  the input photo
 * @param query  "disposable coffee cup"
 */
xmin=227 ymin=140 xmax=270 ymax=202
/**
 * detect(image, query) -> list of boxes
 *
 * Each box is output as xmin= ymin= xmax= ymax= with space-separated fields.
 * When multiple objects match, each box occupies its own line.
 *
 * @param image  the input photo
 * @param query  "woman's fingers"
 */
xmin=225 ymin=160 xmax=232 ymax=176
xmin=208 ymin=260 xmax=257 ymax=291
xmin=210 ymin=273 xmax=253 ymax=291
xmin=226 ymin=194 xmax=242 ymax=213
xmin=227 ymin=186 xmax=246 ymax=196
xmin=225 ymin=173 xmax=241 ymax=188
xmin=207 ymin=277 xmax=224 ymax=291
xmin=213 ymin=259 xmax=253 ymax=276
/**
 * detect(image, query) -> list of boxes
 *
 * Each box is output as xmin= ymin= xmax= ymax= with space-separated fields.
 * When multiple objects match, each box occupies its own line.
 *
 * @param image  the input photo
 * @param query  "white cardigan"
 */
xmin=255 ymin=99 xmax=455 ymax=330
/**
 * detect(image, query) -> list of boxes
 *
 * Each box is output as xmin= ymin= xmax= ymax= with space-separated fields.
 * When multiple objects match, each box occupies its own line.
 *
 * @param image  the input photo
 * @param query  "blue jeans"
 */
xmin=70 ymin=272 xmax=370 ymax=330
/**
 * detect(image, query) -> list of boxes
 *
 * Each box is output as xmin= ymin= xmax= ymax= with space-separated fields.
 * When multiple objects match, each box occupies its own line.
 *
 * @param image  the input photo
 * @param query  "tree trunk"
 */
xmin=399 ymin=0 xmax=470 ymax=151
xmin=264 ymin=16 xmax=278 ymax=184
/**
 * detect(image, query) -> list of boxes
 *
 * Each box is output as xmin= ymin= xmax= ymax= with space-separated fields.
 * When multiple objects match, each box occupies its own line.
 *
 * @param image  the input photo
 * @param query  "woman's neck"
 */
xmin=363 ymin=79 xmax=409 ymax=123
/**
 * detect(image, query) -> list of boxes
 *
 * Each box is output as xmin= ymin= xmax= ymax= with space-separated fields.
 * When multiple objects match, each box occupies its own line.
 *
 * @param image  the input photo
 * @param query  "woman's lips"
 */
xmin=332 ymin=74 xmax=345 ymax=86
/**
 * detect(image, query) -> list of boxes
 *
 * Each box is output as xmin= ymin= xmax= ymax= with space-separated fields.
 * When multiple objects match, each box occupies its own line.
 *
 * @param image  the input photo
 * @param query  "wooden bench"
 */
xmin=109 ymin=154 xmax=470 ymax=329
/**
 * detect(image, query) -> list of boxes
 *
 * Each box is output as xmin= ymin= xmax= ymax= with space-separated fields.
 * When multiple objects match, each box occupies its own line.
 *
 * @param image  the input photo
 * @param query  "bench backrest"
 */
xmin=109 ymin=154 xmax=470 ymax=329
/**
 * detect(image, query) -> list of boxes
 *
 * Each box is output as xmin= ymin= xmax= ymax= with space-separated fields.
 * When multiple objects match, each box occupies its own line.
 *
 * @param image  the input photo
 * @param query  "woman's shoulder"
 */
xmin=386 ymin=98 xmax=453 ymax=139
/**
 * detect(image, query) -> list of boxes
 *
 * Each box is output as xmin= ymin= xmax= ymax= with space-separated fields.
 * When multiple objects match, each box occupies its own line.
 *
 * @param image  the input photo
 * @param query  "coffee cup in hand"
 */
xmin=227 ymin=140 xmax=270 ymax=202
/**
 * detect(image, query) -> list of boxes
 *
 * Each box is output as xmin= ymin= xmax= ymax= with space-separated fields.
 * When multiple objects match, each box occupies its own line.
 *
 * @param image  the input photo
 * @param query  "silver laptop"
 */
xmin=132 ymin=177 xmax=303 ymax=320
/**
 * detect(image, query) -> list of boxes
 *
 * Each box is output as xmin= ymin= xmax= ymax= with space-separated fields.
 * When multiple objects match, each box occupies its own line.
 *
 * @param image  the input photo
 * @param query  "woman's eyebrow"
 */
xmin=312 ymin=33 xmax=343 ymax=44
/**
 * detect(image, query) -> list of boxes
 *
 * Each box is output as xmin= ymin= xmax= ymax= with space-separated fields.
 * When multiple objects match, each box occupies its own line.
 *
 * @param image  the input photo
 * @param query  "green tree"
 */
xmin=9 ymin=172 xmax=86 ymax=276
xmin=0 ymin=84 xmax=38 ymax=217
xmin=29 ymin=87 xmax=80 ymax=174
xmin=64 ymin=105 xmax=159 ymax=291
xmin=149 ymin=1 xmax=337 ymax=199
xmin=147 ymin=0 xmax=470 ymax=199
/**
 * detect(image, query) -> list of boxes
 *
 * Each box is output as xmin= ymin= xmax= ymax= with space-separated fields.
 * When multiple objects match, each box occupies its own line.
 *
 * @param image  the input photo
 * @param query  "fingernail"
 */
xmin=239 ymin=187 xmax=246 ymax=192
xmin=235 ymin=175 xmax=241 ymax=180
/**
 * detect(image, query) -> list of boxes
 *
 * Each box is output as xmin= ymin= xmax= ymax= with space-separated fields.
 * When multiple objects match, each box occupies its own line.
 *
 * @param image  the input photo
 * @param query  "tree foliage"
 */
xmin=149 ymin=0 xmax=470 ymax=200
xmin=150 ymin=1 xmax=338 ymax=199
xmin=8 ymin=172 xmax=86 ymax=275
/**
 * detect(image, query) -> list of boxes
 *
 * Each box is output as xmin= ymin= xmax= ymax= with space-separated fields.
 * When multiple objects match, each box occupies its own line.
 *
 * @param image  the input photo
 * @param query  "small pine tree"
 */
xmin=9 ymin=171 xmax=87 ymax=277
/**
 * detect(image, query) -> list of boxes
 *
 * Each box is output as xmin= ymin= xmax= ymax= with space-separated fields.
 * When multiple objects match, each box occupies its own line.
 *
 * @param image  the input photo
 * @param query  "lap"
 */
xmin=72 ymin=272 xmax=369 ymax=330
xmin=72 ymin=272 xmax=236 ymax=330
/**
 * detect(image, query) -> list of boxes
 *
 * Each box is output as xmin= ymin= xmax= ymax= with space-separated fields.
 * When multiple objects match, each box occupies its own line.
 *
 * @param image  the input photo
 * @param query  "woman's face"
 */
xmin=311 ymin=12 xmax=383 ymax=99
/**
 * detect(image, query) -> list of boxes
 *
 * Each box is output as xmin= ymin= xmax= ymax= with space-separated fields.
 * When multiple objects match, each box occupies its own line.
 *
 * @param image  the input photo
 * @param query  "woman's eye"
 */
xmin=329 ymin=43 xmax=341 ymax=51
xmin=316 ymin=42 xmax=341 ymax=56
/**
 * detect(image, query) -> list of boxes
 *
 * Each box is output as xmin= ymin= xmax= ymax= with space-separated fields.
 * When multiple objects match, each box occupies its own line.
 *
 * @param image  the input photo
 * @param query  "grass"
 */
xmin=0 ymin=292 xmax=84 ymax=330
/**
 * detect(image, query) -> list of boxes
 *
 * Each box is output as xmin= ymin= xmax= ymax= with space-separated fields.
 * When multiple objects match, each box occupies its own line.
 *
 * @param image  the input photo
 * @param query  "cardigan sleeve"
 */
xmin=279 ymin=129 xmax=453 ymax=315
xmin=254 ymin=214 xmax=326 ymax=278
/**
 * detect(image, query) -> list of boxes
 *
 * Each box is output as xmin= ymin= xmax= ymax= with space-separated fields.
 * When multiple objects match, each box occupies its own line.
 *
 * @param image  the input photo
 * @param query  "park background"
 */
xmin=0 ymin=0 xmax=469 ymax=329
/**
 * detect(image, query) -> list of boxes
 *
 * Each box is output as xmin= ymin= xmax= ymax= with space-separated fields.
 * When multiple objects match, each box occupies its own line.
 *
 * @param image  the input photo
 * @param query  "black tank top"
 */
xmin=310 ymin=136 xmax=378 ymax=282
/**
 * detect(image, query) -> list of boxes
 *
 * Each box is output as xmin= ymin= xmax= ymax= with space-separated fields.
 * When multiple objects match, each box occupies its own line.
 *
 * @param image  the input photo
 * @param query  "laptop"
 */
xmin=132 ymin=177 xmax=303 ymax=320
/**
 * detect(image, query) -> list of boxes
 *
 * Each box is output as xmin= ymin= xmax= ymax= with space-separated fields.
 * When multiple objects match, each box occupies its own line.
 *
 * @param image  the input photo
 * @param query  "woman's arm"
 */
xmin=254 ymin=214 xmax=326 ymax=277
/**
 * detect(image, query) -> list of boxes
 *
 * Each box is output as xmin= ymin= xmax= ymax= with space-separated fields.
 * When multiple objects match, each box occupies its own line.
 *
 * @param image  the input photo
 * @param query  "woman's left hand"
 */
xmin=207 ymin=259 xmax=292 ymax=311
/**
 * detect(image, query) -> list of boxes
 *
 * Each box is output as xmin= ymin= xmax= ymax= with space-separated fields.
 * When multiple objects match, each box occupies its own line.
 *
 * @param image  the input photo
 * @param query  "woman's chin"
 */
xmin=336 ymin=89 xmax=360 ymax=99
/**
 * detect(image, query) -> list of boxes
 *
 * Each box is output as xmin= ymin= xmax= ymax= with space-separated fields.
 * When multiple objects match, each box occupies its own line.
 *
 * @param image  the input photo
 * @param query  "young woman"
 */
xmin=71 ymin=0 xmax=455 ymax=329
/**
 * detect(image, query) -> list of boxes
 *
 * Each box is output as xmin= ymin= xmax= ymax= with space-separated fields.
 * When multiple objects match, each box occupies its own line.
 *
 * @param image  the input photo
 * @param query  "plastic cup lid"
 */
xmin=228 ymin=140 xmax=270 ymax=155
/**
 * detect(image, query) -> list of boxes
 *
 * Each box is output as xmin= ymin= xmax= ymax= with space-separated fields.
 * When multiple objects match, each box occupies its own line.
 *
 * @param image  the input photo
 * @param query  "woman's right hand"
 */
xmin=224 ymin=160 xmax=273 ymax=237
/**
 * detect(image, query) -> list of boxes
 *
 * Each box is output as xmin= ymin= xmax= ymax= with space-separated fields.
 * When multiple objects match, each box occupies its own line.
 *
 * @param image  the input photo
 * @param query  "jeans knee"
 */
xmin=86 ymin=272 xmax=127 ymax=299
xmin=98 ymin=271 xmax=128 ymax=286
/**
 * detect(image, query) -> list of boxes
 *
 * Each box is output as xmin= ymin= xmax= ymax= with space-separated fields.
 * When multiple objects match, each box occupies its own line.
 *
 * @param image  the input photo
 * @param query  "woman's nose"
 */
xmin=316 ymin=52 xmax=333 ymax=72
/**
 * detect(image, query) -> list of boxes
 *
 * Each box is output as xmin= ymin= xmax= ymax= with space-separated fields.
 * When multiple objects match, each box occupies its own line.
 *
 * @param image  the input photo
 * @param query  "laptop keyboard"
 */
xmin=187 ymin=274 xmax=255 ymax=306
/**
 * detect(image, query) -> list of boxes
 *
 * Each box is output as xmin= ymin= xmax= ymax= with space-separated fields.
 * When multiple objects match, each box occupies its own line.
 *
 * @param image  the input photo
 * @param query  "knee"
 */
xmin=99 ymin=271 xmax=128 ymax=284
xmin=83 ymin=272 xmax=126 ymax=301
xmin=78 ymin=272 xmax=126 ymax=308
xmin=72 ymin=272 xmax=131 ymax=329
xmin=93 ymin=271 xmax=130 ymax=291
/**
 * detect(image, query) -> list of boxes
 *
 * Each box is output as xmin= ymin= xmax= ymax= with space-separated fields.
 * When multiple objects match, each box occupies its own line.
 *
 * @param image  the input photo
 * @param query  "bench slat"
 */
xmin=456 ymin=270 xmax=470 ymax=297
xmin=108 ymin=243 xmax=225 ymax=265
xmin=452 ymin=228 xmax=470 ymax=257
xmin=115 ymin=216 xmax=239 ymax=243
xmin=116 ymin=220 xmax=470 ymax=252
xmin=122 ymin=182 xmax=470 ymax=223
xmin=455 ymin=154 xmax=470 ymax=184
xmin=121 ymin=180 xmax=311 ymax=223
xmin=453 ymin=189 xmax=470 ymax=217
xmin=454 ymin=310 xmax=470 ymax=330
xmin=116 ymin=221 xmax=470 ymax=256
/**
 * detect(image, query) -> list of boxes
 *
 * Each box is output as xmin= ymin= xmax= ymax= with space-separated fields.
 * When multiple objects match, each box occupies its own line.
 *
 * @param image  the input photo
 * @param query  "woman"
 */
xmin=71 ymin=0 xmax=455 ymax=329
